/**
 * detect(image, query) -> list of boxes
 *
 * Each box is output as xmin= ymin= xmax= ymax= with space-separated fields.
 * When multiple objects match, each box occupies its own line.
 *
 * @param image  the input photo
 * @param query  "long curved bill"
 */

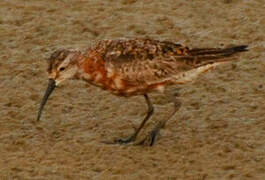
xmin=37 ymin=79 xmax=56 ymax=121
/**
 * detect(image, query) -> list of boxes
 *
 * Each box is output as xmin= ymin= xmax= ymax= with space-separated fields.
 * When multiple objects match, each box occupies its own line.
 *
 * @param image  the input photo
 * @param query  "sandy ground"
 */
xmin=0 ymin=0 xmax=265 ymax=179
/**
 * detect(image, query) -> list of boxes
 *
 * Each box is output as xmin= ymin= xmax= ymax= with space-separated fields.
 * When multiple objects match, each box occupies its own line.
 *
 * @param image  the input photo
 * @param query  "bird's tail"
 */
xmin=189 ymin=45 xmax=248 ymax=56
xmin=184 ymin=45 xmax=248 ymax=68
xmin=171 ymin=45 xmax=248 ymax=84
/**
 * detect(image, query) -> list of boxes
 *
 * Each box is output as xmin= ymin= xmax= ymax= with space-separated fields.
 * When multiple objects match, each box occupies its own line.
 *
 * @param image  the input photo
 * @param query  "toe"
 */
xmin=135 ymin=128 xmax=160 ymax=146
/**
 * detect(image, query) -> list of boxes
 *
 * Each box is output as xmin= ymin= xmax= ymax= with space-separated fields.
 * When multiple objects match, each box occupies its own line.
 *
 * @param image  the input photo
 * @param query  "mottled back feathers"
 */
xmin=89 ymin=38 xmax=247 ymax=85
xmin=46 ymin=38 xmax=247 ymax=93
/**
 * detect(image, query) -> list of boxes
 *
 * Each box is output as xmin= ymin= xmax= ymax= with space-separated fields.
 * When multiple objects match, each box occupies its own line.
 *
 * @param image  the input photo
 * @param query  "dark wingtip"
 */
xmin=225 ymin=45 xmax=248 ymax=53
xmin=232 ymin=45 xmax=248 ymax=51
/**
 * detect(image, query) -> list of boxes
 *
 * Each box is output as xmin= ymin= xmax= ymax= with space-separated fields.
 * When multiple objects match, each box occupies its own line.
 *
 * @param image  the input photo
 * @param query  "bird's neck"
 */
xmin=75 ymin=51 xmax=107 ymax=83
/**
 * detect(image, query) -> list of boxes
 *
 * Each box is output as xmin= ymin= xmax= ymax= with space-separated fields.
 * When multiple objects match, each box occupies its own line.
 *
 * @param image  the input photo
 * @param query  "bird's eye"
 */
xmin=59 ymin=67 xmax=66 ymax=71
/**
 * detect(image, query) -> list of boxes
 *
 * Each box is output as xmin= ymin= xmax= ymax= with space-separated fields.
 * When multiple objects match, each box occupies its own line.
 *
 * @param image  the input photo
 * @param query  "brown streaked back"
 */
xmin=91 ymin=38 xmax=247 ymax=86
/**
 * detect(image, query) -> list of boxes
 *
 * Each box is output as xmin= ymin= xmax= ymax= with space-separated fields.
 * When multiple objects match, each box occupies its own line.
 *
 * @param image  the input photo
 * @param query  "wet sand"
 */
xmin=0 ymin=0 xmax=264 ymax=179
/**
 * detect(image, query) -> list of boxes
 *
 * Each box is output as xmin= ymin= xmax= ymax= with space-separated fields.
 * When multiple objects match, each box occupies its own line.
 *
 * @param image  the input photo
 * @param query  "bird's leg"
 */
xmin=114 ymin=94 xmax=154 ymax=144
xmin=137 ymin=91 xmax=181 ymax=146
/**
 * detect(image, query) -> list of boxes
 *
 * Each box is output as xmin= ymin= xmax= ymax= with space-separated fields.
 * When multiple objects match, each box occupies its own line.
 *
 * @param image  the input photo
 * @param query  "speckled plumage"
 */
xmin=38 ymin=38 xmax=248 ymax=145
xmin=47 ymin=38 xmax=247 ymax=96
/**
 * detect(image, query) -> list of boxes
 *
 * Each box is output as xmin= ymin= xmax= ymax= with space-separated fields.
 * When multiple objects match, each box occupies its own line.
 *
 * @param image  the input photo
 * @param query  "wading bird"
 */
xmin=37 ymin=38 xmax=247 ymax=146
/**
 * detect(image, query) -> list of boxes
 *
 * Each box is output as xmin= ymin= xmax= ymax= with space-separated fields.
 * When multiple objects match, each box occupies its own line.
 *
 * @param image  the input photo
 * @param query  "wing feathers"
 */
xmin=94 ymin=39 xmax=247 ymax=86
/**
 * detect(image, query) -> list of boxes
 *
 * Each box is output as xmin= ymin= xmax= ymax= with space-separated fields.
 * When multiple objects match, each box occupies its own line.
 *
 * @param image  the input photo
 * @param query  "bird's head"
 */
xmin=37 ymin=49 xmax=80 ymax=121
xmin=47 ymin=49 xmax=80 ymax=85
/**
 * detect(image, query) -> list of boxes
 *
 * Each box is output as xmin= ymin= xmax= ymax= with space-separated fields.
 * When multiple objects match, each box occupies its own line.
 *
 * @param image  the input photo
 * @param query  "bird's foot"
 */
xmin=102 ymin=134 xmax=136 ymax=145
xmin=102 ymin=126 xmax=138 ymax=145
xmin=114 ymin=134 xmax=137 ymax=144
xmin=135 ymin=122 xmax=163 ymax=146
xmin=135 ymin=128 xmax=160 ymax=146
